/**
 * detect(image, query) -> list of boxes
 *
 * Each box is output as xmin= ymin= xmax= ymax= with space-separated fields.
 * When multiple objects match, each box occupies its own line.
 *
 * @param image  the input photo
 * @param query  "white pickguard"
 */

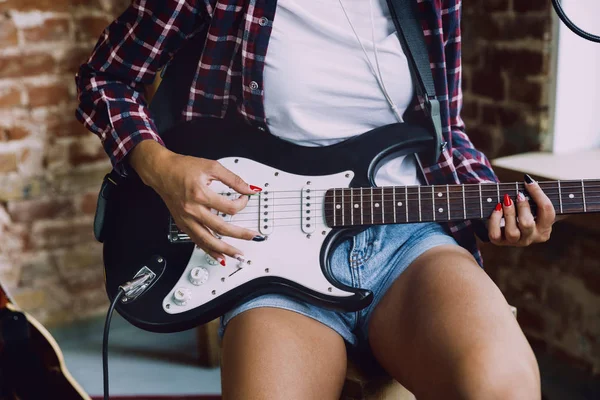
xmin=163 ymin=157 xmax=355 ymax=314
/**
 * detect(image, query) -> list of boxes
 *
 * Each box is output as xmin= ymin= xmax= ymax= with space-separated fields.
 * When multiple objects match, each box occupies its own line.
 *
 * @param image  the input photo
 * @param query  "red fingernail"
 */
xmin=495 ymin=203 xmax=502 ymax=212
xmin=503 ymin=193 xmax=513 ymax=207
xmin=250 ymin=185 xmax=262 ymax=192
xmin=219 ymin=258 xmax=226 ymax=267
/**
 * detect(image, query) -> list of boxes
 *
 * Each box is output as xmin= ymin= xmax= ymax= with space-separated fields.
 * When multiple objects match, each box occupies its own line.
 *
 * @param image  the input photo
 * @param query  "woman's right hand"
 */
xmin=129 ymin=140 xmax=263 ymax=266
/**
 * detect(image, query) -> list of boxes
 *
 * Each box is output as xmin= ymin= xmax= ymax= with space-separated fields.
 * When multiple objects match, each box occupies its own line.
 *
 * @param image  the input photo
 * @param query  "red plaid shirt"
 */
xmin=75 ymin=0 xmax=499 ymax=266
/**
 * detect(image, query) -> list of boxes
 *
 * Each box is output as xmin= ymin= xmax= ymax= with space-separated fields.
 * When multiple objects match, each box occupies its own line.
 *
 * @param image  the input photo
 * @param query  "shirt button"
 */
xmin=259 ymin=17 xmax=269 ymax=27
xmin=249 ymin=81 xmax=259 ymax=90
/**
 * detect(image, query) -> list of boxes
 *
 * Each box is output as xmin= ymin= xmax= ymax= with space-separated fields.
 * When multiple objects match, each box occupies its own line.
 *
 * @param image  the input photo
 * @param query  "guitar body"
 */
xmin=0 ymin=283 xmax=90 ymax=400
xmin=103 ymin=117 xmax=434 ymax=333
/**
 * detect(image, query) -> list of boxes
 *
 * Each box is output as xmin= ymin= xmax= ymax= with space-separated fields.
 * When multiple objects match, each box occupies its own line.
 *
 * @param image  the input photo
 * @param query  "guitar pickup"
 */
xmin=258 ymin=190 xmax=274 ymax=235
xmin=301 ymin=186 xmax=316 ymax=234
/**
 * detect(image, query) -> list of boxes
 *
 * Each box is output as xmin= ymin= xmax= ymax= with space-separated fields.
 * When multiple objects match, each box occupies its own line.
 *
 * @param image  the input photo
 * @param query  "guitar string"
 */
xmin=211 ymin=194 xmax=600 ymax=218
xmin=210 ymin=180 xmax=600 ymax=196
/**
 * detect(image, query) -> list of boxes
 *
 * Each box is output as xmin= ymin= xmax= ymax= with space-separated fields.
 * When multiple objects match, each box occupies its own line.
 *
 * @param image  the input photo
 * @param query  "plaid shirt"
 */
xmin=75 ymin=0 xmax=499 ymax=266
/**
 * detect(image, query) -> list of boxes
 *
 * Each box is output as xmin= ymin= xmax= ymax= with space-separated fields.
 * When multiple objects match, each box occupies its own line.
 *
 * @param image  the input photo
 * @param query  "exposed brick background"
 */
xmin=0 ymin=0 xmax=129 ymax=325
xmin=0 ymin=0 xmax=598 ymax=380
xmin=462 ymin=0 xmax=600 ymax=377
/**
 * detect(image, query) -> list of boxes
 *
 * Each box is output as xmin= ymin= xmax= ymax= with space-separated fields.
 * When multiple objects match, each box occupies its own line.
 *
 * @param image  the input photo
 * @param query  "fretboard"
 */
xmin=323 ymin=180 xmax=600 ymax=228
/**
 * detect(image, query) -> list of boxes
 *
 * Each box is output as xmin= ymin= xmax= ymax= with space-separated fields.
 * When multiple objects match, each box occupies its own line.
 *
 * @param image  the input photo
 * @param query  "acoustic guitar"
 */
xmin=0 ymin=281 xmax=90 ymax=399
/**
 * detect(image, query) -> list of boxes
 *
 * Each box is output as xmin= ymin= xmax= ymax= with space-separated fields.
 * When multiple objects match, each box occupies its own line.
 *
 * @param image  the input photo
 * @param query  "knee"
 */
xmin=458 ymin=346 xmax=541 ymax=400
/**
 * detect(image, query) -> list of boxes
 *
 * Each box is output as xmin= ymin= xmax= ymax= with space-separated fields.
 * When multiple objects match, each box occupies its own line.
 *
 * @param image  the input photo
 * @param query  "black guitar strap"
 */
xmin=385 ymin=0 xmax=444 ymax=165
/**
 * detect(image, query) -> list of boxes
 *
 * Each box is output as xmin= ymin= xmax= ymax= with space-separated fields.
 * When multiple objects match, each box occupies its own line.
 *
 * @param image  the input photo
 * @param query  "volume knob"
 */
xmin=172 ymin=287 xmax=191 ymax=306
xmin=205 ymin=254 xmax=218 ymax=266
xmin=189 ymin=267 xmax=209 ymax=286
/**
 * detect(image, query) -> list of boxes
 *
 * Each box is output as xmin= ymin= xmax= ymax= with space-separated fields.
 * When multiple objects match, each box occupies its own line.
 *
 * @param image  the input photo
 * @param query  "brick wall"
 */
xmin=462 ymin=0 xmax=600 ymax=376
xmin=0 ymin=0 xmax=598 ymax=378
xmin=0 ymin=0 xmax=129 ymax=325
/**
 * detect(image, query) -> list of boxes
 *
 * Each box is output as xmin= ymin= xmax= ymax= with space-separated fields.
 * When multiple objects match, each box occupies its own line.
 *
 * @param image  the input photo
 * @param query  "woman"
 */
xmin=76 ymin=0 xmax=553 ymax=398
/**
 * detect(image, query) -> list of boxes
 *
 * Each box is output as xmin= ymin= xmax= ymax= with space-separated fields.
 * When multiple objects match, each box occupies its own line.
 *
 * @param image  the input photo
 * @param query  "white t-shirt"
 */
xmin=263 ymin=0 xmax=421 ymax=186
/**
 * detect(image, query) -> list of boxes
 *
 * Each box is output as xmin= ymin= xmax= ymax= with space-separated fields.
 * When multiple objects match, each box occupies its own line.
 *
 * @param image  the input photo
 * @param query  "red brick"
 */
xmin=0 ymin=87 xmax=21 ymax=108
xmin=0 ymin=14 xmax=18 ymax=49
xmin=56 ymin=46 xmax=90 ymax=74
xmin=68 ymin=140 xmax=106 ymax=166
xmin=23 ymin=18 xmax=70 ymax=43
xmin=465 ymin=125 xmax=499 ymax=157
xmin=517 ymin=307 xmax=546 ymax=334
xmin=27 ymin=82 xmax=72 ymax=108
xmin=513 ymin=0 xmax=549 ymax=13
xmin=0 ymin=0 xmax=72 ymax=12
xmin=30 ymin=219 xmax=95 ymax=250
xmin=0 ymin=152 xmax=18 ymax=173
xmin=47 ymin=114 xmax=89 ymax=138
xmin=75 ymin=16 xmax=111 ymax=42
xmin=509 ymin=79 xmax=544 ymax=105
xmin=481 ymin=105 xmax=521 ymax=126
xmin=0 ymin=53 xmax=55 ymax=78
xmin=485 ymin=48 xmax=547 ymax=78
xmin=7 ymin=198 xmax=74 ymax=223
xmin=461 ymin=99 xmax=479 ymax=121
xmin=482 ymin=0 xmax=510 ymax=12
xmin=80 ymin=192 xmax=98 ymax=215
xmin=0 ymin=125 xmax=30 ymax=141
xmin=471 ymin=69 xmax=505 ymax=100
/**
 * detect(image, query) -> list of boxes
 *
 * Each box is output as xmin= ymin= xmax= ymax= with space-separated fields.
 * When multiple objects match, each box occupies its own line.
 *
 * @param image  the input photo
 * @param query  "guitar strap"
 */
xmin=385 ymin=0 xmax=444 ymax=165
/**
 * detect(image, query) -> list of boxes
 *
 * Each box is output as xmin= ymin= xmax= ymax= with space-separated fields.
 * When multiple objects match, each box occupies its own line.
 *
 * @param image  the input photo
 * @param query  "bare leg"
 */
xmin=221 ymin=307 xmax=348 ymax=400
xmin=368 ymin=245 xmax=540 ymax=400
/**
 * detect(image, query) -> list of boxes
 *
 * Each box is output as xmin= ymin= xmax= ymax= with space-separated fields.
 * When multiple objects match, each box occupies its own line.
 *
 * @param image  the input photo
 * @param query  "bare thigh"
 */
xmin=368 ymin=245 xmax=540 ymax=400
xmin=221 ymin=307 xmax=348 ymax=400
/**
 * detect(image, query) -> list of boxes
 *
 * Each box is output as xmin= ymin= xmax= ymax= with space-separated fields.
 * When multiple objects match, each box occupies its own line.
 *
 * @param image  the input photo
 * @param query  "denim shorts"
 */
xmin=218 ymin=222 xmax=458 ymax=346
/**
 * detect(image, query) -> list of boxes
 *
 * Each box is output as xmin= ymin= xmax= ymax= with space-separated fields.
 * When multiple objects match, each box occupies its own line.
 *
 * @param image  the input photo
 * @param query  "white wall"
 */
xmin=552 ymin=0 xmax=600 ymax=153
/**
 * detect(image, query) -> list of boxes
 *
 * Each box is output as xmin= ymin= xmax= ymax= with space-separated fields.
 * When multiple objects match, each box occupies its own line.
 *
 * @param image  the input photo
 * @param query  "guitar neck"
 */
xmin=324 ymin=180 xmax=600 ymax=228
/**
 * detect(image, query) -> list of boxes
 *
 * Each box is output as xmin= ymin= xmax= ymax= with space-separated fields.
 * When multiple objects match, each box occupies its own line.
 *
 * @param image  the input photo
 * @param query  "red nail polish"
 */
xmin=495 ymin=203 xmax=502 ymax=212
xmin=503 ymin=193 xmax=513 ymax=207
xmin=250 ymin=185 xmax=262 ymax=192
xmin=219 ymin=258 xmax=226 ymax=267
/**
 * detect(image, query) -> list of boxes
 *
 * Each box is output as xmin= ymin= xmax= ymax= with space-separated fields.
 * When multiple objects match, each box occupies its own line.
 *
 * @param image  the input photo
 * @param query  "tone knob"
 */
xmin=189 ymin=267 xmax=209 ymax=286
xmin=205 ymin=254 xmax=218 ymax=266
xmin=172 ymin=287 xmax=191 ymax=306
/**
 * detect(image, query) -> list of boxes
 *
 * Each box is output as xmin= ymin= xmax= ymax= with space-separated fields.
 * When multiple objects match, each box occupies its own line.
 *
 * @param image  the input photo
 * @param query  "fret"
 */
xmin=361 ymin=187 xmax=371 ymax=225
xmin=372 ymin=187 xmax=384 ymax=225
xmin=446 ymin=184 xmax=450 ymax=221
xmin=394 ymin=186 xmax=406 ymax=223
xmin=464 ymin=184 xmax=482 ymax=219
xmin=478 ymin=183 xmax=483 ymax=218
xmin=420 ymin=186 xmax=434 ymax=222
xmin=333 ymin=189 xmax=340 ymax=227
xmin=432 ymin=185 xmax=436 ymax=221
xmin=447 ymin=185 xmax=464 ymax=220
xmin=351 ymin=187 xmax=360 ymax=226
xmin=557 ymin=181 xmax=584 ymax=214
xmin=431 ymin=185 xmax=449 ymax=221
xmin=392 ymin=187 xmax=397 ymax=223
xmin=383 ymin=187 xmax=395 ymax=223
xmin=406 ymin=186 xmax=419 ymax=223
xmin=381 ymin=187 xmax=385 ymax=224
xmin=481 ymin=183 xmax=497 ymax=217
xmin=405 ymin=186 xmax=409 ymax=222
xmin=418 ymin=186 xmax=422 ymax=222
xmin=582 ymin=180 xmax=587 ymax=212
xmin=496 ymin=183 xmax=500 ymax=204
xmin=558 ymin=181 xmax=563 ymax=213
xmin=350 ymin=188 xmax=354 ymax=226
xmin=369 ymin=188 xmax=373 ymax=224
xmin=462 ymin=185 xmax=466 ymax=219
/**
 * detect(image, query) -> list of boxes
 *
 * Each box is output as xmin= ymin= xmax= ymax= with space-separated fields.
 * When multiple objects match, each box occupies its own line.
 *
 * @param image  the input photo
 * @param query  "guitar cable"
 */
xmin=103 ymin=273 xmax=154 ymax=400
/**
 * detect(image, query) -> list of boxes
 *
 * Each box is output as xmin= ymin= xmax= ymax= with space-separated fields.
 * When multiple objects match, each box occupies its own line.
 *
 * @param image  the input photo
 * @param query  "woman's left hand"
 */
xmin=487 ymin=177 xmax=556 ymax=247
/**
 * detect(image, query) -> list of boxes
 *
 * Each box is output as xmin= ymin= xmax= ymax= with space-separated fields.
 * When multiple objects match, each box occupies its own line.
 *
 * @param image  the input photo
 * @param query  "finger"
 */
xmin=201 ymin=207 xmax=262 ymax=241
xmin=515 ymin=191 xmax=535 ymax=245
xmin=502 ymin=193 xmax=521 ymax=244
xmin=523 ymin=174 xmax=556 ymax=229
xmin=210 ymin=161 xmax=262 ymax=195
xmin=487 ymin=203 xmax=505 ymax=245
xmin=205 ymin=191 xmax=251 ymax=216
xmin=183 ymin=218 xmax=243 ymax=261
